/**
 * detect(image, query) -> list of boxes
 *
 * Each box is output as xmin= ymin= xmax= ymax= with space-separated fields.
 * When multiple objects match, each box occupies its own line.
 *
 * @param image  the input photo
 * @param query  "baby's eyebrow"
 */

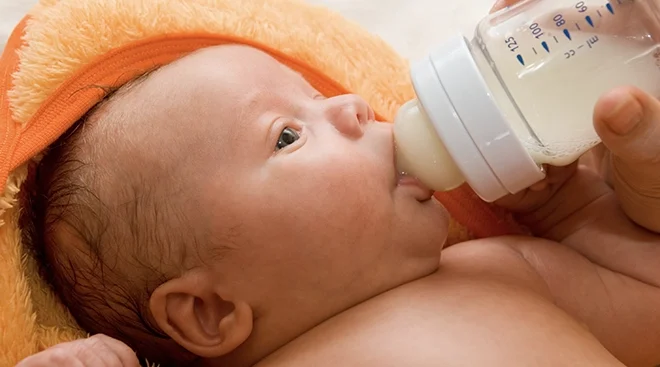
xmin=300 ymin=79 xmax=320 ymax=96
xmin=235 ymin=89 xmax=271 ymax=123
xmin=280 ymin=64 xmax=318 ymax=95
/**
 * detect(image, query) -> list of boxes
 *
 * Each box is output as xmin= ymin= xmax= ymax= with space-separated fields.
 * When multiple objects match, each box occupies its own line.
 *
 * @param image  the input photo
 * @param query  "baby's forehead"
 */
xmin=158 ymin=45 xmax=312 ymax=92
xmin=84 ymin=45 xmax=313 ymax=179
xmin=118 ymin=45 xmax=314 ymax=120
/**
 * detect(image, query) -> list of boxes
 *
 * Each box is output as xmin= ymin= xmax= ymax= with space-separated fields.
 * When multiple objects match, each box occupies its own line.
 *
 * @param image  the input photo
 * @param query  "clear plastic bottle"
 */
xmin=395 ymin=0 xmax=660 ymax=202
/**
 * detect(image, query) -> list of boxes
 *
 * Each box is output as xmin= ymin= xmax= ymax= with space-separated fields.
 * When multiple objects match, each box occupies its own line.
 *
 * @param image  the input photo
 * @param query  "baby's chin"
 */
xmin=396 ymin=201 xmax=449 ymax=261
xmin=422 ymin=198 xmax=451 ymax=251
xmin=427 ymin=195 xmax=451 ymax=230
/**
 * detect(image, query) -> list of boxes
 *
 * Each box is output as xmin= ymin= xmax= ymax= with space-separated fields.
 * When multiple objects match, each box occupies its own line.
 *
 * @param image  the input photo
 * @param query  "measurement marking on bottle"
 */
xmin=517 ymin=54 xmax=525 ymax=65
xmin=533 ymin=47 xmax=538 ymax=55
xmin=586 ymin=35 xmax=599 ymax=48
xmin=585 ymin=16 xmax=594 ymax=27
xmin=576 ymin=22 xmax=581 ymax=30
xmin=563 ymin=29 xmax=572 ymax=40
xmin=542 ymin=41 xmax=550 ymax=52
xmin=565 ymin=39 xmax=595 ymax=59
xmin=606 ymin=3 xmax=614 ymax=12
xmin=553 ymin=36 xmax=559 ymax=43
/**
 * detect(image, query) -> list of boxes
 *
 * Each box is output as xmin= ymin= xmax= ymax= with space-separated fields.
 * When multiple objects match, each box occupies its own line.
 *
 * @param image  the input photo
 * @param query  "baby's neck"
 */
xmin=197 ymin=270 xmax=438 ymax=366
xmin=196 ymin=313 xmax=333 ymax=367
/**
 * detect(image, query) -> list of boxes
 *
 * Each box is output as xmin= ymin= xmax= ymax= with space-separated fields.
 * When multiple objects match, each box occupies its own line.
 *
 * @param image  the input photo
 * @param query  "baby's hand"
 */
xmin=15 ymin=334 xmax=139 ymax=367
xmin=497 ymin=86 xmax=660 ymax=236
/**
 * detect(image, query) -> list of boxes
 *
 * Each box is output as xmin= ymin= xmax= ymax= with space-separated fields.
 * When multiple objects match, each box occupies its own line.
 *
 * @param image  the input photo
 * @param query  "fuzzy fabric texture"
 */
xmin=0 ymin=0 xmax=498 ymax=60
xmin=0 ymin=0 xmax=520 ymax=365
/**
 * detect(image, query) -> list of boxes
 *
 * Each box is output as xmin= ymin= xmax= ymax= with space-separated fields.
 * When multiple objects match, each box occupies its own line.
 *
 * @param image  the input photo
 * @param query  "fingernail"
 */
xmin=490 ymin=0 xmax=508 ymax=12
xmin=605 ymin=92 xmax=643 ymax=136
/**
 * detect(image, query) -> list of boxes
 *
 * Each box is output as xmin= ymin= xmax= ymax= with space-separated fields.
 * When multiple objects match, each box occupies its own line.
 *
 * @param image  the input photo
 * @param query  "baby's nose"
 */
xmin=322 ymin=94 xmax=375 ymax=138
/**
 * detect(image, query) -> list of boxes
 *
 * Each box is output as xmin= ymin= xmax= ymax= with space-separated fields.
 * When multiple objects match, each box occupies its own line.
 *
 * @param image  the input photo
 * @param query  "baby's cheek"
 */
xmin=270 ymin=147 xmax=393 ymax=227
xmin=322 ymin=168 xmax=391 ymax=228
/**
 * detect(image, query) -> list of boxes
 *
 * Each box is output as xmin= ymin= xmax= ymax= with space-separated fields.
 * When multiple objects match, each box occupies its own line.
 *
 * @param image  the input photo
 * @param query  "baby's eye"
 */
xmin=276 ymin=127 xmax=300 ymax=151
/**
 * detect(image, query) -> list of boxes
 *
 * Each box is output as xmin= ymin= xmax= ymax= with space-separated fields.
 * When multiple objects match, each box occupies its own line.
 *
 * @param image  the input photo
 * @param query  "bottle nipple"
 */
xmin=393 ymin=99 xmax=465 ymax=192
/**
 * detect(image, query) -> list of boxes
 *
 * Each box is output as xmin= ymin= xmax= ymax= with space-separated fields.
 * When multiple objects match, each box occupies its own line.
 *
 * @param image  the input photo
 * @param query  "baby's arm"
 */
xmin=510 ymin=186 xmax=660 ymax=367
xmin=502 ymin=87 xmax=660 ymax=367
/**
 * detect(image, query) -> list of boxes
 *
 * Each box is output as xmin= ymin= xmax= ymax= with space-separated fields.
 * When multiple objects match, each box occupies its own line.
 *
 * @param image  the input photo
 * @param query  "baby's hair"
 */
xmin=21 ymin=72 xmax=198 ymax=367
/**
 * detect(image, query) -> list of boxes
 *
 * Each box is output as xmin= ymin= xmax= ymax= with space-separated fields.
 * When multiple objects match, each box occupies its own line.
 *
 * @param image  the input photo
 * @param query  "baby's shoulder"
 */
xmin=257 ymin=236 xmax=618 ymax=367
xmin=440 ymin=235 xmax=555 ymax=297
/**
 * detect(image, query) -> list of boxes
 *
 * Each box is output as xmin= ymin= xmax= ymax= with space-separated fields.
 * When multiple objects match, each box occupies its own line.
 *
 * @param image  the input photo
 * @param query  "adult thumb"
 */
xmin=490 ymin=0 xmax=517 ymax=13
xmin=593 ymin=86 xmax=660 ymax=232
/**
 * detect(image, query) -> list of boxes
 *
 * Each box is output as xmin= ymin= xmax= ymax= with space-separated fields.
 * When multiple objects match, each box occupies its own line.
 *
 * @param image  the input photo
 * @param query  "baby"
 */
xmin=27 ymin=44 xmax=450 ymax=366
xmin=20 ymin=40 xmax=660 ymax=367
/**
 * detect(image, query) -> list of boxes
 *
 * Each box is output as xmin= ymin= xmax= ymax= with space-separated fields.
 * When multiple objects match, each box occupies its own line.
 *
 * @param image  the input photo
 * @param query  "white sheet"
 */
xmin=304 ymin=0 xmax=495 ymax=61
xmin=1 ymin=0 xmax=496 ymax=60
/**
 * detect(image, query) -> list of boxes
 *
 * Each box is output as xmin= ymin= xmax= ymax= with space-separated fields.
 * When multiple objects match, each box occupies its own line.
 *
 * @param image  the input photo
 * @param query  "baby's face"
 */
xmin=112 ymin=45 xmax=449 ymax=343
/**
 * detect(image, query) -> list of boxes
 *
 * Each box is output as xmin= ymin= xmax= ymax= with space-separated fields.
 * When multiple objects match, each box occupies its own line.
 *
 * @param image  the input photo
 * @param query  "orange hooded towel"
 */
xmin=0 ymin=0 xmax=524 ymax=364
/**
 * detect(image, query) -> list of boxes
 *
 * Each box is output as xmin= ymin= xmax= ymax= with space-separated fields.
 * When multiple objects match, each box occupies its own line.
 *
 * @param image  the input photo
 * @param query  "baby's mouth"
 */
xmin=397 ymin=172 xmax=434 ymax=202
xmin=391 ymin=127 xmax=433 ymax=202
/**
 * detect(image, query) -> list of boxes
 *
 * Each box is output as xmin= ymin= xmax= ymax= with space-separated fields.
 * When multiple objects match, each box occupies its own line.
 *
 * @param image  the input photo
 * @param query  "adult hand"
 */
xmin=589 ymin=86 xmax=660 ymax=232
xmin=490 ymin=0 xmax=660 ymax=233
xmin=15 ymin=334 xmax=140 ymax=367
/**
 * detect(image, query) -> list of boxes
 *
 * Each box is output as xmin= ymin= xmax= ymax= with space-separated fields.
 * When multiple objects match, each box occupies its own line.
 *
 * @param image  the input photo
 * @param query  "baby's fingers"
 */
xmin=594 ymin=86 xmax=660 ymax=232
xmin=16 ymin=335 xmax=139 ymax=367
xmin=67 ymin=334 xmax=139 ymax=367
xmin=495 ymin=163 xmax=578 ymax=213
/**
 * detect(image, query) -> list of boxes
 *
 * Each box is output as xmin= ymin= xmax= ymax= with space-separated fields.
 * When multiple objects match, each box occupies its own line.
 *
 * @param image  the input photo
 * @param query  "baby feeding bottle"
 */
xmin=394 ymin=0 xmax=660 ymax=202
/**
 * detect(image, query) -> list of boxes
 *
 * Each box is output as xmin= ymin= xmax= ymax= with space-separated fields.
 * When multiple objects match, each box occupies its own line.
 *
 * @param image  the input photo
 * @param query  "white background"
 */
xmin=0 ymin=0 xmax=496 ymax=60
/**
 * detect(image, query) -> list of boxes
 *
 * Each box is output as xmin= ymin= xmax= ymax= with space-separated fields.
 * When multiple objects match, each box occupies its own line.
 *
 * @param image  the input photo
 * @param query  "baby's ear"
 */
xmin=149 ymin=270 xmax=253 ymax=358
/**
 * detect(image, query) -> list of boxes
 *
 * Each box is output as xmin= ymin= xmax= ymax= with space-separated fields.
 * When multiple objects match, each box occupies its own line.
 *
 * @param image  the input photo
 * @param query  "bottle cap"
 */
xmin=410 ymin=35 xmax=545 ymax=202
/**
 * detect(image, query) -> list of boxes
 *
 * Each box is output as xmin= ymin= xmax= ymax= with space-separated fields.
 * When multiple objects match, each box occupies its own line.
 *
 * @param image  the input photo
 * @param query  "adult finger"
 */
xmin=593 ymin=85 xmax=660 ymax=232
xmin=490 ymin=0 xmax=520 ymax=13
